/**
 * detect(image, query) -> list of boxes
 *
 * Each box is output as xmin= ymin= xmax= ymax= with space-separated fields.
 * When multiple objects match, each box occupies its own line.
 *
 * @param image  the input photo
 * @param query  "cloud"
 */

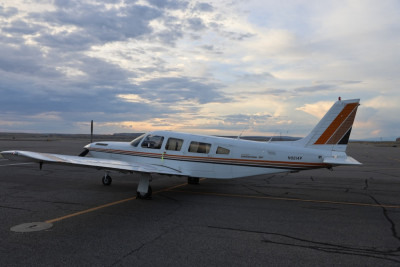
xmin=0 ymin=1 xmax=399 ymax=138
xmin=36 ymin=1 xmax=162 ymax=48
xmin=293 ymin=84 xmax=335 ymax=93
xmin=296 ymin=101 xmax=334 ymax=119
xmin=138 ymin=77 xmax=229 ymax=104
xmin=187 ymin=17 xmax=206 ymax=31
xmin=0 ymin=5 xmax=18 ymax=18
xmin=2 ymin=19 xmax=42 ymax=34
xmin=148 ymin=0 xmax=188 ymax=10
xmin=193 ymin=2 xmax=213 ymax=12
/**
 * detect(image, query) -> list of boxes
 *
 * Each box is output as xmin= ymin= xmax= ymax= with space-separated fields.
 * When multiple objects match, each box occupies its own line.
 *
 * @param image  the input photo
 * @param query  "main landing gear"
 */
xmin=137 ymin=185 xmax=152 ymax=199
xmin=101 ymin=171 xmax=153 ymax=199
xmin=136 ymin=173 xmax=152 ymax=200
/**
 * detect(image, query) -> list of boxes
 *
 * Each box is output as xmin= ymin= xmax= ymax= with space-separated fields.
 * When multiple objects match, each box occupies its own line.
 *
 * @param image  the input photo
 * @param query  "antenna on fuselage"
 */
xmin=236 ymin=116 xmax=256 ymax=140
xmin=237 ymin=127 xmax=246 ymax=140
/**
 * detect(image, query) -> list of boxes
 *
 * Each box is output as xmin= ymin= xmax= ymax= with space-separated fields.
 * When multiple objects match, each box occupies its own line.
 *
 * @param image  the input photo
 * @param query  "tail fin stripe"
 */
xmin=314 ymin=103 xmax=358 ymax=145
xmin=338 ymin=127 xmax=352 ymax=145
xmin=326 ymin=106 xmax=358 ymax=144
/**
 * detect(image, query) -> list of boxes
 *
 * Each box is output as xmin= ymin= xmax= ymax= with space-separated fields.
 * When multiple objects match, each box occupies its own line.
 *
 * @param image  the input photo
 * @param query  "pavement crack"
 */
xmin=0 ymin=205 xmax=32 ymax=211
xmin=158 ymin=192 xmax=180 ymax=202
xmin=369 ymin=195 xmax=400 ymax=248
xmin=241 ymin=184 xmax=271 ymax=197
xmin=363 ymin=178 xmax=369 ymax=190
xmin=261 ymin=238 xmax=400 ymax=263
xmin=208 ymin=225 xmax=400 ymax=263
xmin=110 ymin=226 xmax=178 ymax=266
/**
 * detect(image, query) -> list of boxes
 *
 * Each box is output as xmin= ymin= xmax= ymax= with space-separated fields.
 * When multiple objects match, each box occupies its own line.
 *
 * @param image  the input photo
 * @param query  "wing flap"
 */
xmin=1 ymin=150 xmax=184 ymax=176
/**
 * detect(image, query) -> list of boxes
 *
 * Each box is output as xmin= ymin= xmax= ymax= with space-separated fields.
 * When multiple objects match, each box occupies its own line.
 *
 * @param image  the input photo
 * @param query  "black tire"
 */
xmin=102 ymin=175 xmax=112 ymax=186
xmin=137 ymin=185 xmax=152 ymax=200
xmin=188 ymin=177 xmax=200 ymax=184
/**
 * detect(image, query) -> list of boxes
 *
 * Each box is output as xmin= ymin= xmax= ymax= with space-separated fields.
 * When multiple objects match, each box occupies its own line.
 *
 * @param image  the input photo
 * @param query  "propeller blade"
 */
xmin=90 ymin=120 xmax=93 ymax=143
xmin=79 ymin=148 xmax=89 ymax=157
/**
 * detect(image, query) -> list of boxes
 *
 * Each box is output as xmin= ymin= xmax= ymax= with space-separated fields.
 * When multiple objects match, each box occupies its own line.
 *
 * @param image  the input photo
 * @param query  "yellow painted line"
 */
xmin=45 ymin=181 xmax=191 ymax=224
xmin=169 ymin=190 xmax=400 ymax=209
xmin=45 ymin=197 xmax=137 ymax=223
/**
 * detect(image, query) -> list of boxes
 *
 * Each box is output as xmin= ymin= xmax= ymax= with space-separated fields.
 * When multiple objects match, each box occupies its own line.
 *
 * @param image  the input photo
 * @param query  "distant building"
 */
xmin=397 ymin=137 xmax=400 ymax=142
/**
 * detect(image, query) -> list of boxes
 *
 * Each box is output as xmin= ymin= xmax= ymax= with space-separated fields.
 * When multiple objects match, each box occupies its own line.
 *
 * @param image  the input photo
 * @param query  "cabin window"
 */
xmin=216 ymin=146 xmax=230 ymax=155
xmin=165 ymin=138 xmax=184 ymax=151
xmin=130 ymin=134 xmax=145 ymax=147
xmin=141 ymin=135 xmax=164 ymax=149
xmin=188 ymin=141 xmax=211 ymax=154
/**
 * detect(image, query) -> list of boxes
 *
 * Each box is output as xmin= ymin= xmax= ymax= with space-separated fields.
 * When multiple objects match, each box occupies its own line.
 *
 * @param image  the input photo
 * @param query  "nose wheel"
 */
xmin=102 ymin=174 xmax=112 ymax=186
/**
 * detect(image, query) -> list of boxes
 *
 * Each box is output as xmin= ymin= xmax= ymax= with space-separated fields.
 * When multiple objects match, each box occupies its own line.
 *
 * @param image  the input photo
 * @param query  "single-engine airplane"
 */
xmin=1 ymin=98 xmax=361 ymax=199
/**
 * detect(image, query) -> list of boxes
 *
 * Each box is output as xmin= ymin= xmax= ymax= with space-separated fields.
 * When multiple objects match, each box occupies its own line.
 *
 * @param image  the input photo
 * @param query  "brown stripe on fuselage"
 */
xmin=89 ymin=147 xmax=328 ymax=170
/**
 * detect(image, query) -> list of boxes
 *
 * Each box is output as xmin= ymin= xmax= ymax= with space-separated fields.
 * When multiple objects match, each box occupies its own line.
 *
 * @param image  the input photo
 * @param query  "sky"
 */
xmin=0 ymin=0 xmax=399 ymax=140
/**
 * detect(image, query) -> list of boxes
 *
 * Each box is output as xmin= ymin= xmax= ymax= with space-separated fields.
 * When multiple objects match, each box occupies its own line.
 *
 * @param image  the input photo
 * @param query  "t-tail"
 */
xmin=294 ymin=98 xmax=360 ymax=153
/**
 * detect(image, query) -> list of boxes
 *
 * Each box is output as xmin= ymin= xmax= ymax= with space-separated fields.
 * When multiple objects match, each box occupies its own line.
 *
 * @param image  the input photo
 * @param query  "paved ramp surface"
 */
xmin=0 ymin=139 xmax=399 ymax=266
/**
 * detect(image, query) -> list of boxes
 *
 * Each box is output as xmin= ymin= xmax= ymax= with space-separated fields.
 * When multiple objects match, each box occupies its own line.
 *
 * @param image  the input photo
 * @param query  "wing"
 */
xmin=1 ymin=150 xmax=184 ymax=176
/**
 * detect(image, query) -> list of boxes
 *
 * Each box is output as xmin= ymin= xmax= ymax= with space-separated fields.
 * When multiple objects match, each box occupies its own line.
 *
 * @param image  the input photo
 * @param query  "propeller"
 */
xmin=78 ymin=120 xmax=93 ymax=157
xmin=90 ymin=119 xmax=93 ymax=143
xmin=79 ymin=148 xmax=89 ymax=157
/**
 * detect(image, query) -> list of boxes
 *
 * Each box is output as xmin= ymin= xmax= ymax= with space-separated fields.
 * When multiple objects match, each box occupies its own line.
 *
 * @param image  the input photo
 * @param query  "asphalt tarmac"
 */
xmin=0 ymin=138 xmax=399 ymax=266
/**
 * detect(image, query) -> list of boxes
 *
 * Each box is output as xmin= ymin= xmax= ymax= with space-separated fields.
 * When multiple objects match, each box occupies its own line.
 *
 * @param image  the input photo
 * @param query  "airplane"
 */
xmin=1 ymin=98 xmax=361 ymax=199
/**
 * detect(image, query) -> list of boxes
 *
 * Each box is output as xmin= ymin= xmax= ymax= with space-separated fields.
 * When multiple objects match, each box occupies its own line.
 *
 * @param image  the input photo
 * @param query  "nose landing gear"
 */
xmin=102 ymin=172 xmax=112 ymax=186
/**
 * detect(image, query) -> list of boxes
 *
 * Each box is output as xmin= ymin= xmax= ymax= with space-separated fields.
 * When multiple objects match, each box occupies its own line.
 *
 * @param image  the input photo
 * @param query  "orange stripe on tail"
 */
xmin=314 ymin=103 xmax=359 ymax=145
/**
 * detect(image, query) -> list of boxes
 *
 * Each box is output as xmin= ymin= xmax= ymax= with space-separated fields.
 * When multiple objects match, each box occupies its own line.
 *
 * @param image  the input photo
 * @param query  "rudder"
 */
xmin=295 ymin=98 xmax=360 ymax=152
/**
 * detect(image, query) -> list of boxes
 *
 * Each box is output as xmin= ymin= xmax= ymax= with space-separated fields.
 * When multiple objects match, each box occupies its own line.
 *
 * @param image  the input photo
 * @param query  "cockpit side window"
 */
xmin=165 ymin=138 xmax=184 ymax=151
xmin=141 ymin=135 xmax=164 ymax=149
xmin=188 ymin=141 xmax=211 ymax=154
xmin=130 ymin=134 xmax=145 ymax=147
xmin=216 ymin=146 xmax=230 ymax=155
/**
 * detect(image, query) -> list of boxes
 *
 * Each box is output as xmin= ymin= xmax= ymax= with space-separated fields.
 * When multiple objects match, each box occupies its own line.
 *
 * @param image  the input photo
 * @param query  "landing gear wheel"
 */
xmin=102 ymin=175 xmax=112 ymax=186
xmin=188 ymin=177 xmax=200 ymax=184
xmin=137 ymin=185 xmax=152 ymax=200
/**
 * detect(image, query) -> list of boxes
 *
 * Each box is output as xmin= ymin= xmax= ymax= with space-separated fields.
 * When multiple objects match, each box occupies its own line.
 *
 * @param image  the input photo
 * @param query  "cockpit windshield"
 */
xmin=141 ymin=135 xmax=164 ymax=149
xmin=130 ymin=134 xmax=145 ymax=147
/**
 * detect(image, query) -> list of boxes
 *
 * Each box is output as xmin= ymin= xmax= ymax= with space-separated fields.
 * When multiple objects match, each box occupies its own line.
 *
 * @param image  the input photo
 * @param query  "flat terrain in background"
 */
xmin=0 ymin=134 xmax=399 ymax=266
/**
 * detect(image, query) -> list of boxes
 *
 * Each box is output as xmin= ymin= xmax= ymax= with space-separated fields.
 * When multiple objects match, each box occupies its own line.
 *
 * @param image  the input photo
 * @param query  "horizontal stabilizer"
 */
xmin=323 ymin=156 xmax=362 ymax=166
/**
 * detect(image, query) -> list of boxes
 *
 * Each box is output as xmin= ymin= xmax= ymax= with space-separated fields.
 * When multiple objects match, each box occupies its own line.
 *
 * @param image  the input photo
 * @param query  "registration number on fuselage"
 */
xmin=288 ymin=156 xmax=302 ymax=160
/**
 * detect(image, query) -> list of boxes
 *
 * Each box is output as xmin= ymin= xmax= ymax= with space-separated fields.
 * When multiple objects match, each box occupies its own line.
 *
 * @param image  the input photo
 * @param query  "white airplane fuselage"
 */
xmin=86 ymin=130 xmax=337 ymax=179
xmin=0 ymin=98 xmax=361 ymax=199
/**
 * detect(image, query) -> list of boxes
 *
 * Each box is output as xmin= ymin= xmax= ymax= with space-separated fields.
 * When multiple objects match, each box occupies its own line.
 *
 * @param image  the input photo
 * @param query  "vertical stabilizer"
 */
xmin=294 ymin=98 xmax=360 ymax=152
